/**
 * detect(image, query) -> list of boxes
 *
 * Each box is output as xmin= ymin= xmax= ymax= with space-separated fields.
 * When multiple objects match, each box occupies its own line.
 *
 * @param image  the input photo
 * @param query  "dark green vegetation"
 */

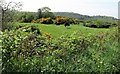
xmin=1 ymin=1 xmax=119 ymax=72
xmin=2 ymin=23 xmax=119 ymax=72
xmin=54 ymin=12 xmax=117 ymax=20
xmin=17 ymin=11 xmax=118 ymax=28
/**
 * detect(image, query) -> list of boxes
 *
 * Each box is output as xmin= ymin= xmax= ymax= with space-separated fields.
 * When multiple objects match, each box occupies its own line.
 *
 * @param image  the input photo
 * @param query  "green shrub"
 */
xmin=2 ymin=26 xmax=48 ymax=72
xmin=2 ymin=27 xmax=119 ymax=72
xmin=84 ymin=20 xmax=114 ymax=28
xmin=18 ymin=13 xmax=34 ymax=23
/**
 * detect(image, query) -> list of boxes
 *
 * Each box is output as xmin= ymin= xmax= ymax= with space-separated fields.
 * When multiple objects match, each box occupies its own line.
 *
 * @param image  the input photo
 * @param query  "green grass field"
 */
xmin=16 ymin=23 xmax=115 ymax=38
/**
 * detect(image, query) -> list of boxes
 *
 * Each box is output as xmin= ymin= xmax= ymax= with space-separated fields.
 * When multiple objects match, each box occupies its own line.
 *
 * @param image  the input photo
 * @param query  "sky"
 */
xmin=5 ymin=0 xmax=119 ymax=18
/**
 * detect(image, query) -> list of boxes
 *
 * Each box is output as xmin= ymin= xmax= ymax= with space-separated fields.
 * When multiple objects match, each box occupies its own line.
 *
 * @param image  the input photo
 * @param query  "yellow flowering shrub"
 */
xmin=40 ymin=17 xmax=53 ymax=24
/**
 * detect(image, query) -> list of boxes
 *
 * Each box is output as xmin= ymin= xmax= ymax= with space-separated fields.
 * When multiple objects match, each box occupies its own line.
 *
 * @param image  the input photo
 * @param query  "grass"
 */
xmin=16 ymin=22 xmax=116 ymax=38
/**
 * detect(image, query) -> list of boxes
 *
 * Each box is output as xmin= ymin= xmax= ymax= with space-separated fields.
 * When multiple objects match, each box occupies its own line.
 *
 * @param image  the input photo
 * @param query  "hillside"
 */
xmin=53 ymin=12 xmax=117 ymax=21
xmin=54 ymin=12 xmax=91 ymax=20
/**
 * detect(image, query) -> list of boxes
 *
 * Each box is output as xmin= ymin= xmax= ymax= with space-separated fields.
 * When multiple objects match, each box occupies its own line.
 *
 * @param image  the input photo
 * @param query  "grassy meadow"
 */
xmin=16 ymin=23 xmax=114 ymax=38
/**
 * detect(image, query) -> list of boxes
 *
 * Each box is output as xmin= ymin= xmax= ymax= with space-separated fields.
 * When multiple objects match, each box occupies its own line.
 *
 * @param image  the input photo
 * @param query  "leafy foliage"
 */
xmin=0 ymin=1 xmax=22 ymax=30
xmin=84 ymin=20 xmax=117 ymax=28
xmin=18 ymin=12 xmax=35 ymax=23
xmin=2 ymin=25 xmax=119 ymax=72
xmin=17 ymin=7 xmax=55 ymax=23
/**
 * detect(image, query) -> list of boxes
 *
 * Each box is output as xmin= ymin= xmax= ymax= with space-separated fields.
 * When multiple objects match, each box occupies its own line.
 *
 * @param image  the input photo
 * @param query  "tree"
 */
xmin=0 ymin=6 xmax=2 ymax=31
xmin=36 ymin=8 xmax=42 ymax=19
xmin=0 ymin=1 xmax=22 ymax=30
xmin=41 ymin=7 xmax=54 ymax=18
xmin=36 ymin=7 xmax=54 ymax=19
xmin=42 ymin=12 xmax=54 ymax=18
xmin=41 ymin=7 xmax=51 ymax=12
xmin=25 ymin=13 xmax=34 ymax=22
xmin=19 ymin=12 xmax=34 ymax=23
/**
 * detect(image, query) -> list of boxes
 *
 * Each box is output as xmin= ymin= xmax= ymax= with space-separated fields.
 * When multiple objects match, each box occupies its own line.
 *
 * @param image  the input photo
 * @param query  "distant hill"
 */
xmin=54 ymin=12 xmax=91 ymax=20
xmin=17 ymin=11 xmax=117 ymax=23
xmin=53 ymin=12 xmax=117 ymax=21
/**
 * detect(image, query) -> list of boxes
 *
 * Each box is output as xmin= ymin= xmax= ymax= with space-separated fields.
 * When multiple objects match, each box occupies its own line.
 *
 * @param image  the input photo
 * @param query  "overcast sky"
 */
xmin=5 ymin=0 xmax=119 ymax=18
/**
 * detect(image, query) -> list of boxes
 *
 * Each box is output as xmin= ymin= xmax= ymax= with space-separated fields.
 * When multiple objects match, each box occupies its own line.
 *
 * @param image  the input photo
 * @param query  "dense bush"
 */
xmin=2 ymin=26 xmax=119 ymax=72
xmin=31 ymin=18 xmax=54 ymax=24
xmin=40 ymin=17 xmax=53 ymax=24
xmin=2 ymin=25 xmax=48 ymax=72
xmin=31 ymin=20 xmax=37 ymax=23
xmin=73 ymin=19 xmax=81 ymax=24
xmin=18 ymin=13 xmax=35 ymax=23
xmin=55 ymin=16 xmax=70 ymax=25
xmin=66 ymin=18 xmax=80 ymax=24
xmin=17 ymin=11 xmax=81 ymax=25
xmin=64 ymin=22 xmax=70 ymax=27
xmin=84 ymin=20 xmax=115 ymax=28
xmin=42 ymin=12 xmax=55 ymax=19
xmin=54 ymin=16 xmax=80 ymax=25
xmin=17 ymin=7 xmax=55 ymax=23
